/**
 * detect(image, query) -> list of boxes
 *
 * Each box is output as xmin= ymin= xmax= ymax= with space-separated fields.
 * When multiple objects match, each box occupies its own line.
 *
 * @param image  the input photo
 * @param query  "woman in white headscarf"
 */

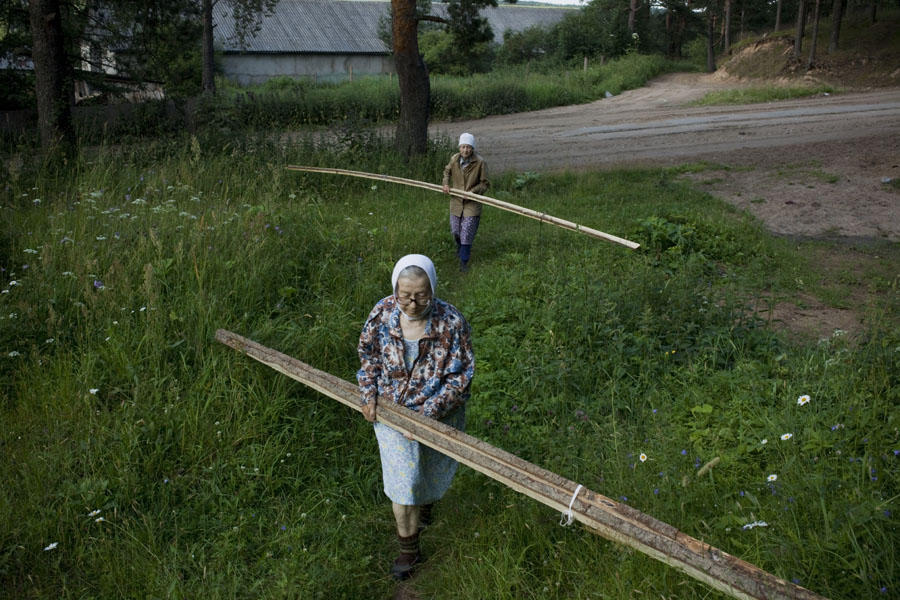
xmin=442 ymin=132 xmax=489 ymax=272
xmin=357 ymin=254 xmax=475 ymax=580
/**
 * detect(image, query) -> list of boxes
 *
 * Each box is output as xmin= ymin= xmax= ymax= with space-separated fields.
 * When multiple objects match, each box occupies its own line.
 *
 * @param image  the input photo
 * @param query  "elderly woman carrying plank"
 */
xmin=442 ymin=133 xmax=489 ymax=272
xmin=357 ymin=254 xmax=475 ymax=580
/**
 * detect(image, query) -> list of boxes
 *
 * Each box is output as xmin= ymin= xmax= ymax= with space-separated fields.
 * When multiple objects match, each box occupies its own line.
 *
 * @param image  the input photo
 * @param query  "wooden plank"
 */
xmin=285 ymin=165 xmax=640 ymax=250
xmin=215 ymin=329 xmax=827 ymax=600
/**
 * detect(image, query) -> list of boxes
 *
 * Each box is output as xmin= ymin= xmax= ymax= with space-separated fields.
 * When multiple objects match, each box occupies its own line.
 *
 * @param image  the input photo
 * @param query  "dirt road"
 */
xmin=431 ymin=73 xmax=900 ymax=242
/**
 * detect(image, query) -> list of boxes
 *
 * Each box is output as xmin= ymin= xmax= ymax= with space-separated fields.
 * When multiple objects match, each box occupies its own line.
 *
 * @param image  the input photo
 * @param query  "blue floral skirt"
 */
xmin=373 ymin=407 xmax=466 ymax=505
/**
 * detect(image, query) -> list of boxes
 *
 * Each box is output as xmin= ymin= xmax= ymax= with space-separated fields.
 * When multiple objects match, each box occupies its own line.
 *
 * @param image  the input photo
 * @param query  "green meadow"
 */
xmin=1 ymin=135 xmax=898 ymax=598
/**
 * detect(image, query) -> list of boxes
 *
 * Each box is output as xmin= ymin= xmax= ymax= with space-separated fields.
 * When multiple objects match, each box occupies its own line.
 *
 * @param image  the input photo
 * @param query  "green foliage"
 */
xmin=76 ymin=0 xmax=203 ymax=95
xmin=500 ymin=0 xmax=666 ymax=65
xmin=557 ymin=0 xmax=634 ymax=60
xmin=496 ymin=25 xmax=556 ymax=66
xmin=1 ymin=135 xmax=897 ymax=598
xmin=148 ymin=27 xmax=204 ymax=99
xmin=420 ymin=29 xmax=495 ymax=75
xmin=444 ymin=0 xmax=498 ymax=73
xmin=685 ymin=36 xmax=709 ymax=69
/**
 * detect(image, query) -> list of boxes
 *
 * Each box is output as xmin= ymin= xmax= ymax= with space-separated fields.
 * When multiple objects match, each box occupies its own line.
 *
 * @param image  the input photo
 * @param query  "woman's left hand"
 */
xmin=362 ymin=401 xmax=377 ymax=423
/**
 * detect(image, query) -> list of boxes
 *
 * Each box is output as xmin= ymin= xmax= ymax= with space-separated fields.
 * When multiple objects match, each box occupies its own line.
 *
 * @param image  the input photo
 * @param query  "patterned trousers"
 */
xmin=450 ymin=215 xmax=480 ymax=246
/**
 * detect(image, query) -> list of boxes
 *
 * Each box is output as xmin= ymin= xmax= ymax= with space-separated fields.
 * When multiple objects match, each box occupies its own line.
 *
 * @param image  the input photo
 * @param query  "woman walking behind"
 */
xmin=358 ymin=254 xmax=475 ymax=580
xmin=442 ymin=133 xmax=489 ymax=272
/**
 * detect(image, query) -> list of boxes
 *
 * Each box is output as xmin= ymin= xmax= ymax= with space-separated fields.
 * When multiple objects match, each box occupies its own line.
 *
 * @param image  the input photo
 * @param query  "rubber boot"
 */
xmin=459 ymin=244 xmax=472 ymax=272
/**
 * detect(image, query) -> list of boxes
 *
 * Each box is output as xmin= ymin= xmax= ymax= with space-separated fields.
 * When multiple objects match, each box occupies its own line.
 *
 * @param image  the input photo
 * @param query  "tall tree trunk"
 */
xmin=202 ymin=0 xmax=216 ymax=94
xmin=392 ymin=0 xmax=429 ymax=157
xmin=28 ymin=0 xmax=74 ymax=154
xmin=868 ymin=0 xmax=876 ymax=23
xmin=706 ymin=7 xmax=717 ymax=72
xmin=628 ymin=0 xmax=639 ymax=33
xmin=774 ymin=0 xmax=782 ymax=31
xmin=677 ymin=11 xmax=687 ymax=57
xmin=806 ymin=0 xmax=821 ymax=70
xmin=723 ymin=0 xmax=732 ymax=52
xmin=828 ymin=0 xmax=844 ymax=52
xmin=665 ymin=7 xmax=673 ymax=56
xmin=793 ymin=0 xmax=805 ymax=58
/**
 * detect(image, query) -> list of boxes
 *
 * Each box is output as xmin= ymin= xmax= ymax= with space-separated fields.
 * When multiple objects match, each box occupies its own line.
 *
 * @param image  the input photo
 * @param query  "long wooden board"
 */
xmin=285 ymin=165 xmax=640 ymax=249
xmin=216 ymin=329 xmax=827 ymax=600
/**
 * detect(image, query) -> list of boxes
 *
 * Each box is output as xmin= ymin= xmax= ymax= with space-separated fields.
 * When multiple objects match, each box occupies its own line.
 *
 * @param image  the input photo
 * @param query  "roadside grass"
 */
xmin=214 ymin=53 xmax=695 ymax=125
xmin=13 ymin=53 xmax=694 ymax=147
xmin=691 ymin=85 xmax=837 ymax=106
xmin=1 ymin=136 xmax=898 ymax=599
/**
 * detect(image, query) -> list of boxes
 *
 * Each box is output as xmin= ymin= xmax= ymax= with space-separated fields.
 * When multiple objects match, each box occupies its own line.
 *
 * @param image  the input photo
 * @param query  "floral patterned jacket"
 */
xmin=357 ymin=296 xmax=474 ymax=419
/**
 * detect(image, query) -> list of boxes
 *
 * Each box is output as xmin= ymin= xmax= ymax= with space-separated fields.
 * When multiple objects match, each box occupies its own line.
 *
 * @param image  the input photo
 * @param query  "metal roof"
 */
xmin=214 ymin=1 xmax=573 ymax=54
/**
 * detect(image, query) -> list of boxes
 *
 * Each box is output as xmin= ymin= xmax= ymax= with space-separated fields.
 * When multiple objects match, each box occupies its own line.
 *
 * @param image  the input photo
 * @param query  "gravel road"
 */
xmin=431 ymin=73 xmax=900 ymax=241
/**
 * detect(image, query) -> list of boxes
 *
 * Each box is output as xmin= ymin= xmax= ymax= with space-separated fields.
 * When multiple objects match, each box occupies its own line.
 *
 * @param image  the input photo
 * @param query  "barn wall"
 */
xmin=220 ymin=53 xmax=395 ymax=85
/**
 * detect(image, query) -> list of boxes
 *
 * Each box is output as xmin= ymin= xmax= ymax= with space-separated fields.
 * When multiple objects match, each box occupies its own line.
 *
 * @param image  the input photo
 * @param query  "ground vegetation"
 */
xmin=0 ymin=133 xmax=897 ymax=598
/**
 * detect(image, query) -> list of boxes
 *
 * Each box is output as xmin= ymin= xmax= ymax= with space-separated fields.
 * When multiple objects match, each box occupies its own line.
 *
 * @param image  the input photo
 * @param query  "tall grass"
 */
xmin=205 ymin=54 xmax=690 ymax=130
xmin=1 ymin=136 xmax=898 ymax=598
xmin=0 ymin=53 xmax=693 ymax=148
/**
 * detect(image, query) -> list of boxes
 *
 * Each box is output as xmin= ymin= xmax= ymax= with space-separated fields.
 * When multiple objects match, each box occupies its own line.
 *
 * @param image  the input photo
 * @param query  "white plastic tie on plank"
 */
xmin=559 ymin=484 xmax=583 ymax=526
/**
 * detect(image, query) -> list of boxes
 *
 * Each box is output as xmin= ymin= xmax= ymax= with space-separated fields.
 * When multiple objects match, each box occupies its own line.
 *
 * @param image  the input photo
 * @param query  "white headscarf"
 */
xmin=458 ymin=132 xmax=476 ymax=150
xmin=391 ymin=254 xmax=437 ymax=297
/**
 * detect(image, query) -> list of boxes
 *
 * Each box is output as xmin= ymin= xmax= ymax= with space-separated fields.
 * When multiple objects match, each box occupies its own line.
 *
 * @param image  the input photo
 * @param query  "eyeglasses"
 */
xmin=396 ymin=294 xmax=432 ymax=307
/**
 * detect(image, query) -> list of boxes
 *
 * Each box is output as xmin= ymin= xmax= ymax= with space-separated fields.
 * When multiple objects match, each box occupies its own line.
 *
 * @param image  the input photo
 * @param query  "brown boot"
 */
xmin=390 ymin=532 xmax=421 ymax=581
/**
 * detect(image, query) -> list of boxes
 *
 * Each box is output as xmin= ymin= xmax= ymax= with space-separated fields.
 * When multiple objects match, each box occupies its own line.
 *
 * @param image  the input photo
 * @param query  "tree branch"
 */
xmin=418 ymin=14 xmax=449 ymax=24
